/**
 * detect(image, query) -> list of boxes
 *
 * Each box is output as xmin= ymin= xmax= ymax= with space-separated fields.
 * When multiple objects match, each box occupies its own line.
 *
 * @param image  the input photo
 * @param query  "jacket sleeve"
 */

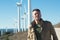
xmin=27 ymin=25 xmax=31 ymax=40
xmin=27 ymin=25 xmax=36 ymax=40
xmin=49 ymin=22 xmax=58 ymax=40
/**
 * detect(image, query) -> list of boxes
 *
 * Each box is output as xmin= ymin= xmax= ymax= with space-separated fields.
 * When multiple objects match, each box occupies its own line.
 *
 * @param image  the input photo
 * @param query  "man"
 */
xmin=27 ymin=9 xmax=58 ymax=40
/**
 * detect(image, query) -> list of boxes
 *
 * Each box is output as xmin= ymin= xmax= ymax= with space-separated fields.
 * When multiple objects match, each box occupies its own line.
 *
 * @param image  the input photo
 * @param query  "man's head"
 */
xmin=32 ymin=9 xmax=41 ymax=21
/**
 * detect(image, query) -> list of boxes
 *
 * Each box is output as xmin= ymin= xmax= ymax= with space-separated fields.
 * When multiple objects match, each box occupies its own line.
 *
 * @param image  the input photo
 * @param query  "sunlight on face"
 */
xmin=32 ymin=11 xmax=41 ymax=20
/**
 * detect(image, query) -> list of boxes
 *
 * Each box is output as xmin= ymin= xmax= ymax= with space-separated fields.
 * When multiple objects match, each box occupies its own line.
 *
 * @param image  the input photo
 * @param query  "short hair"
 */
xmin=32 ymin=9 xmax=40 ymax=12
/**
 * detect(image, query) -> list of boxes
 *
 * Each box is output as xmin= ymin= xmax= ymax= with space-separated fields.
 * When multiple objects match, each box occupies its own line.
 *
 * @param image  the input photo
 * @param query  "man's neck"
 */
xmin=35 ymin=20 xmax=40 ymax=24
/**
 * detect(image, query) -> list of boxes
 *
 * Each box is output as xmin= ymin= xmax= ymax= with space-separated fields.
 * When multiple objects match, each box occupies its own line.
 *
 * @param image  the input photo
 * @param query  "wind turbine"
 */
xmin=24 ymin=5 xmax=26 ymax=31
xmin=28 ymin=0 xmax=32 ymax=27
xmin=13 ymin=18 xmax=18 ymax=33
xmin=1 ymin=30 xmax=3 ymax=36
xmin=21 ymin=5 xmax=27 ymax=32
xmin=6 ymin=26 xmax=8 ymax=32
xmin=16 ymin=0 xmax=23 ymax=32
xmin=21 ymin=16 xmax=24 ymax=32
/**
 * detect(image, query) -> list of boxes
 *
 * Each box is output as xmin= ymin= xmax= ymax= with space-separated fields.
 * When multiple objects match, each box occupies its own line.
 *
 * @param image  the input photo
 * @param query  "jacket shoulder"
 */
xmin=43 ymin=20 xmax=53 ymax=27
xmin=44 ymin=20 xmax=51 ymax=24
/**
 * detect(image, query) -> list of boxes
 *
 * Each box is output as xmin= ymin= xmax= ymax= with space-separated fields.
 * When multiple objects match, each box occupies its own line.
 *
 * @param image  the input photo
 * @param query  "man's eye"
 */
xmin=35 ymin=13 xmax=37 ymax=15
xmin=35 ymin=13 xmax=38 ymax=15
xmin=35 ymin=14 xmax=36 ymax=15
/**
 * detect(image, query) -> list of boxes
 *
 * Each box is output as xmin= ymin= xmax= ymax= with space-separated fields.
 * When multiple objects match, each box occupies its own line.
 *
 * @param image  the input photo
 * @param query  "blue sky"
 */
xmin=0 ymin=0 xmax=60 ymax=29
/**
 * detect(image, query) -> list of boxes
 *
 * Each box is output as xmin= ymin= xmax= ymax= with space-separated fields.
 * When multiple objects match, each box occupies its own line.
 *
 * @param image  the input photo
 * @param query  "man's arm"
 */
xmin=27 ymin=25 xmax=31 ymax=40
xmin=49 ymin=22 xmax=58 ymax=40
xmin=27 ymin=25 xmax=36 ymax=40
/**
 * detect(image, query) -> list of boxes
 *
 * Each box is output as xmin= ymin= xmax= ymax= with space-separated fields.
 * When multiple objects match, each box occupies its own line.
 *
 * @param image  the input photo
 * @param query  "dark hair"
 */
xmin=32 ymin=9 xmax=40 ymax=12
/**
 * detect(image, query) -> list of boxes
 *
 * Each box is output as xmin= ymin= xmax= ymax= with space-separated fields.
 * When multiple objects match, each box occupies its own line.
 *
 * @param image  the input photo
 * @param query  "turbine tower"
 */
xmin=24 ymin=5 xmax=26 ymax=31
xmin=21 ymin=16 xmax=24 ymax=32
xmin=16 ymin=0 xmax=22 ymax=32
xmin=6 ymin=26 xmax=7 ymax=32
xmin=1 ymin=30 xmax=3 ymax=36
xmin=13 ymin=19 xmax=18 ymax=33
xmin=28 ymin=0 xmax=31 ymax=27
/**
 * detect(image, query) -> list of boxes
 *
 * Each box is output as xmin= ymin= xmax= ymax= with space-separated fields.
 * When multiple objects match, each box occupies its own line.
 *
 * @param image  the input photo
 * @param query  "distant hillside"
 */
xmin=54 ymin=23 xmax=60 ymax=28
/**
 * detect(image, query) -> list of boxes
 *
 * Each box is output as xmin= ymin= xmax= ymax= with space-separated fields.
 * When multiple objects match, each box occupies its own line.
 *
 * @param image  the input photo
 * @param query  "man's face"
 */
xmin=32 ymin=11 xmax=41 ymax=20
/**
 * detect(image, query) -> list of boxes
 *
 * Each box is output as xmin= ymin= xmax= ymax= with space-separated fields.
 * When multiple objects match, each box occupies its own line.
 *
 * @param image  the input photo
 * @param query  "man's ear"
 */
xmin=39 ymin=13 xmax=41 ymax=18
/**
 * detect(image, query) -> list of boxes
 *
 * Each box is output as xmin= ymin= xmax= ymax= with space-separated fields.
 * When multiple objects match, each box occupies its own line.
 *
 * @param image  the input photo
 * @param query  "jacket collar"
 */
xmin=31 ymin=18 xmax=44 ymax=27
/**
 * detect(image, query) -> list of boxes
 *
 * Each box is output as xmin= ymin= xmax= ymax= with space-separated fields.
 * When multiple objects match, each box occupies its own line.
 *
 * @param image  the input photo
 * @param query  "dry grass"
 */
xmin=9 ymin=31 xmax=28 ymax=40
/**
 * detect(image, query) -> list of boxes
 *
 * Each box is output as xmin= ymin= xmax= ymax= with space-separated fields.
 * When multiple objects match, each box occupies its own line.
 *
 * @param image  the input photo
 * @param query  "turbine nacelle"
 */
xmin=16 ymin=2 xmax=22 ymax=6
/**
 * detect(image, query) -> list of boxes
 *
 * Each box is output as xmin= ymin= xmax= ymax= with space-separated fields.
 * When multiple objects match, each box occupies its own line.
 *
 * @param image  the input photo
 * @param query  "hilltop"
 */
xmin=54 ymin=23 xmax=60 ymax=28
